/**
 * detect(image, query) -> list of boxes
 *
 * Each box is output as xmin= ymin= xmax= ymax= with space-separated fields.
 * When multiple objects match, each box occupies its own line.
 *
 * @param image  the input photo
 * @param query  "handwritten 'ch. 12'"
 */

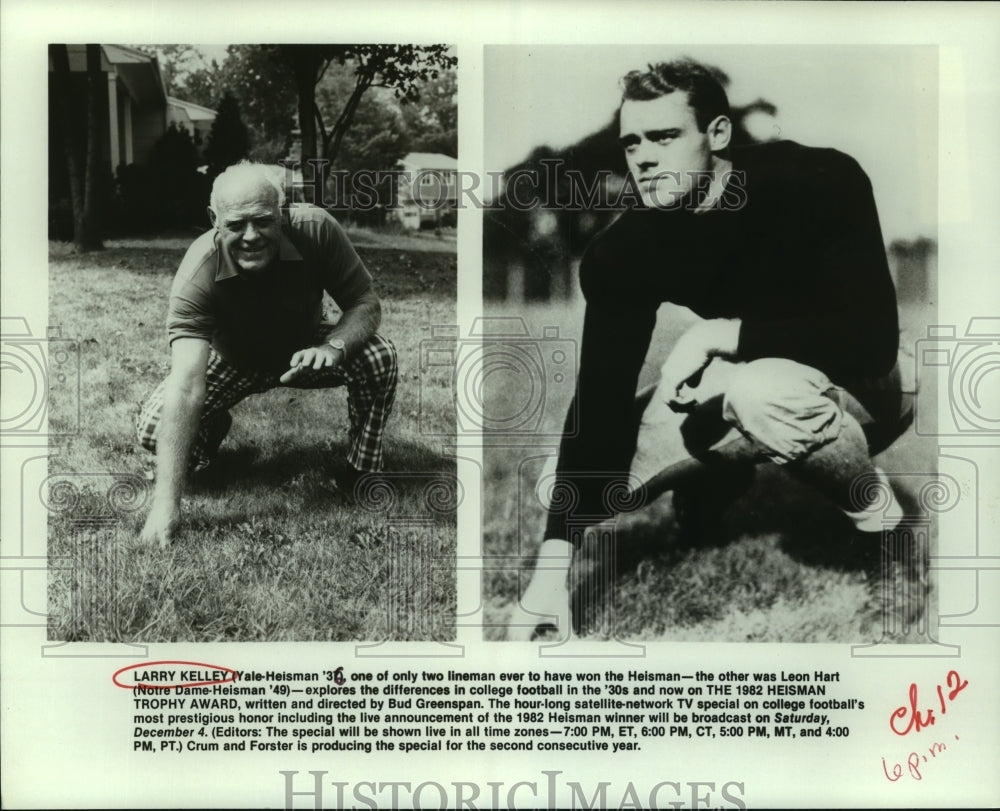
xmin=890 ymin=670 xmax=968 ymax=736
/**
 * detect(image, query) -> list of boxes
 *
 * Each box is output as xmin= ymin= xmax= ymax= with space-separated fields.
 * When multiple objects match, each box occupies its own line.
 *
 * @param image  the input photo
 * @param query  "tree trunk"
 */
xmin=324 ymin=76 xmax=369 ymax=168
xmin=80 ymin=43 xmax=104 ymax=251
xmin=49 ymin=45 xmax=85 ymax=245
xmin=290 ymin=50 xmax=322 ymax=204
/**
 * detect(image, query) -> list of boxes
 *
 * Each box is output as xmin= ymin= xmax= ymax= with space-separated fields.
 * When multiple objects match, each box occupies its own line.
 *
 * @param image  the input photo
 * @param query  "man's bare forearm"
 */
xmin=326 ymin=292 xmax=381 ymax=356
xmin=152 ymin=374 xmax=205 ymax=510
xmin=283 ymin=292 xmax=382 ymax=384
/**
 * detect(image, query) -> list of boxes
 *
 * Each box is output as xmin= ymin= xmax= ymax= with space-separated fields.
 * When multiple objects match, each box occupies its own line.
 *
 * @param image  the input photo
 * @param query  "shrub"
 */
xmin=114 ymin=124 xmax=211 ymax=233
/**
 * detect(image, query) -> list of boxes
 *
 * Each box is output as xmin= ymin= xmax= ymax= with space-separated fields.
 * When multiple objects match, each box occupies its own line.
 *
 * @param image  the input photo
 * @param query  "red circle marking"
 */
xmin=112 ymin=660 xmax=238 ymax=690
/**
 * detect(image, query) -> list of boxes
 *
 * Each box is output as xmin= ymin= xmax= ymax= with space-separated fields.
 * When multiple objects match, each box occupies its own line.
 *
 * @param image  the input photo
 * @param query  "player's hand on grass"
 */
xmin=279 ymin=344 xmax=344 ymax=384
xmin=139 ymin=504 xmax=179 ymax=549
xmin=506 ymin=539 xmax=575 ymax=641
xmin=506 ymin=577 xmax=573 ymax=641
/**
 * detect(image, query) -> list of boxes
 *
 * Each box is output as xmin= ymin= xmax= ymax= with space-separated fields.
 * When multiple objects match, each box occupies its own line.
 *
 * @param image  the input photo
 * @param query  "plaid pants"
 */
xmin=137 ymin=332 xmax=397 ymax=473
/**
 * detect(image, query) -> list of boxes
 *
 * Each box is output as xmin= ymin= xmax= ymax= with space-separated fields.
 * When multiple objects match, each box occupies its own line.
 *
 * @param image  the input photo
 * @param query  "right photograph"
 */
xmin=481 ymin=45 xmax=940 ymax=643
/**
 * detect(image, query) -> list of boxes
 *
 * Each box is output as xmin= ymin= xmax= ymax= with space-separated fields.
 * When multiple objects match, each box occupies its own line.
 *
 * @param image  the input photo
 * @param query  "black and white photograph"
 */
xmin=44 ymin=43 xmax=459 ymax=642
xmin=483 ymin=45 xmax=941 ymax=644
xmin=2 ymin=3 xmax=999 ymax=810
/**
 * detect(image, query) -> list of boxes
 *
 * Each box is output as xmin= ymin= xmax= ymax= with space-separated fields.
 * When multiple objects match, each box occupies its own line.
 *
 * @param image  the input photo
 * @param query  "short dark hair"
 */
xmin=620 ymin=59 xmax=731 ymax=132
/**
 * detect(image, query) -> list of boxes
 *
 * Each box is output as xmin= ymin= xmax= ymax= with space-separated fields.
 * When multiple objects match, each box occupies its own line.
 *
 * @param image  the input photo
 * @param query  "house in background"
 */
xmin=49 ymin=44 xmax=169 ymax=173
xmin=394 ymin=152 xmax=458 ymax=229
xmin=48 ymin=44 xmax=217 ymax=238
xmin=49 ymin=45 xmax=217 ymax=174
xmin=167 ymin=97 xmax=217 ymax=155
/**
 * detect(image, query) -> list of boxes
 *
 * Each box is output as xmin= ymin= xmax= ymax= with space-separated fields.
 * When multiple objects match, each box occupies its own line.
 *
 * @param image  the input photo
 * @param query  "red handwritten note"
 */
xmin=889 ymin=670 xmax=968 ymax=736
xmin=882 ymin=736 xmax=959 ymax=782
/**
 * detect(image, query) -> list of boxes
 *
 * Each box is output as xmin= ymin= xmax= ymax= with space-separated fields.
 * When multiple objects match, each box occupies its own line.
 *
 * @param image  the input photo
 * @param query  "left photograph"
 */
xmin=46 ymin=44 xmax=458 ymax=642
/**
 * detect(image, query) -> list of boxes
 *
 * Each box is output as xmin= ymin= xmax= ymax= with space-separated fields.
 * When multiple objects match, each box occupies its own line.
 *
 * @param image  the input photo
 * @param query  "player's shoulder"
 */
xmin=283 ymin=203 xmax=354 ymax=250
xmin=285 ymin=203 xmax=345 ymax=232
xmin=736 ymin=140 xmax=870 ymax=190
xmin=286 ymin=202 xmax=335 ymax=224
xmin=173 ymin=229 xmax=219 ymax=288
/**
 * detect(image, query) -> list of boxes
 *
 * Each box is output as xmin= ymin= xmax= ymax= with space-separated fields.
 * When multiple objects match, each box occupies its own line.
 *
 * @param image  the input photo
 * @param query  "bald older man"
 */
xmin=137 ymin=161 xmax=397 ymax=546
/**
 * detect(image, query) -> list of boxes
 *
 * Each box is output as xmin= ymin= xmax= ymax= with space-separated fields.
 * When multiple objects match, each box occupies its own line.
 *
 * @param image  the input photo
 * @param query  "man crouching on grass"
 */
xmin=136 ymin=161 xmax=397 ymax=546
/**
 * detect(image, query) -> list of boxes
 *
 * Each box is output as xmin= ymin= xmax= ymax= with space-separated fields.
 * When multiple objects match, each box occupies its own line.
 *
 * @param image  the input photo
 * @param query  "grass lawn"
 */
xmin=482 ymin=297 xmax=938 ymax=643
xmin=47 ymin=230 xmax=457 ymax=643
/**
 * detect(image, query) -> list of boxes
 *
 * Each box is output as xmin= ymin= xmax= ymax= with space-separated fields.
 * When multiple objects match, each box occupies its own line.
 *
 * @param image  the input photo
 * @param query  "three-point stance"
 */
xmin=137 ymin=162 xmax=397 ymax=546
xmin=508 ymin=60 xmax=913 ymax=639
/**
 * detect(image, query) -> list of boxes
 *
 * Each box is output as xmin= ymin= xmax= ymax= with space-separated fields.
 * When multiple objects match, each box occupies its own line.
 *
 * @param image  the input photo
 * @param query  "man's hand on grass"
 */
xmin=659 ymin=319 xmax=740 ymax=411
xmin=506 ymin=539 xmax=575 ymax=641
xmin=139 ymin=503 xmax=179 ymax=548
xmin=279 ymin=344 xmax=344 ymax=384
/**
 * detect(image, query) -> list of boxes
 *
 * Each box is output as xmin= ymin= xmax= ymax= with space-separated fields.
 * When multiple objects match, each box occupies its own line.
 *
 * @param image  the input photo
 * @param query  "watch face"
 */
xmin=329 ymin=338 xmax=346 ymax=351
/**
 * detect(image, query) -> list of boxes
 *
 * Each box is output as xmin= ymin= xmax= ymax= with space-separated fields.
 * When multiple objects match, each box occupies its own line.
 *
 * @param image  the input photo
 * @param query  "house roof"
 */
xmin=168 ymin=97 xmax=217 ymax=121
xmin=398 ymin=152 xmax=458 ymax=171
xmin=49 ymin=44 xmax=166 ymax=106
xmin=105 ymin=46 xmax=166 ymax=105
xmin=103 ymin=44 xmax=159 ymax=66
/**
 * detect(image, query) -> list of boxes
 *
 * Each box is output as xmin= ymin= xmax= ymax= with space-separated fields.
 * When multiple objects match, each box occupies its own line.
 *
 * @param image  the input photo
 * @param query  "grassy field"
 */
xmin=47 ymin=229 xmax=457 ymax=642
xmin=482 ymin=297 xmax=938 ymax=643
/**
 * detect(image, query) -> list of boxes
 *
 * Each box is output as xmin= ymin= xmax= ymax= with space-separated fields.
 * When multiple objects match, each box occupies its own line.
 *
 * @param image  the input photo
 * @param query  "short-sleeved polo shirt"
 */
xmin=166 ymin=204 xmax=373 ymax=374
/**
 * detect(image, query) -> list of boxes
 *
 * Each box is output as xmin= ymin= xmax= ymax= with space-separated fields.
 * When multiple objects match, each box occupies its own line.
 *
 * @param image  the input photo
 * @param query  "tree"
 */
xmin=130 ymin=45 xmax=457 ymax=196
xmin=181 ymin=65 xmax=222 ymax=111
xmin=116 ymin=123 xmax=208 ymax=232
xmin=400 ymin=70 xmax=457 ymax=156
xmin=316 ymin=76 xmax=406 ymax=173
xmin=213 ymin=45 xmax=297 ymax=162
xmin=49 ymin=43 xmax=104 ymax=251
xmin=139 ymin=45 xmax=220 ymax=109
xmin=153 ymin=123 xmax=208 ymax=228
xmin=275 ymin=45 xmax=456 ymax=198
xmin=203 ymin=92 xmax=250 ymax=178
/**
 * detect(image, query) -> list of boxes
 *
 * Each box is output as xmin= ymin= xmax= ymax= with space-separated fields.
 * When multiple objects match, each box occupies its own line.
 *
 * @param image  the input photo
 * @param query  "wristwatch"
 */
xmin=328 ymin=337 xmax=346 ymax=354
